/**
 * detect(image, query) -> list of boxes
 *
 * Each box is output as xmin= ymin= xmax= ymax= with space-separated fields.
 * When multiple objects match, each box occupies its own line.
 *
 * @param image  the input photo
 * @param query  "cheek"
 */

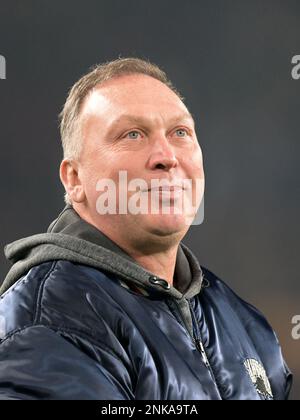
xmin=80 ymin=167 xmax=99 ymax=203
xmin=79 ymin=156 xmax=106 ymax=200
xmin=194 ymin=145 xmax=204 ymax=173
xmin=80 ymin=156 xmax=131 ymax=205
xmin=182 ymin=146 xmax=204 ymax=179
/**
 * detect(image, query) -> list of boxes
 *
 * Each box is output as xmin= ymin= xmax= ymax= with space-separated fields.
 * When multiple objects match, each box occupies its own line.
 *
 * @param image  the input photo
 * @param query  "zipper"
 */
xmin=167 ymin=298 xmax=213 ymax=371
xmin=188 ymin=300 xmax=210 ymax=366
xmin=168 ymin=297 xmax=222 ymax=398
xmin=188 ymin=299 xmax=222 ymax=395
xmin=194 ymin=337 xmax=210 ymax=369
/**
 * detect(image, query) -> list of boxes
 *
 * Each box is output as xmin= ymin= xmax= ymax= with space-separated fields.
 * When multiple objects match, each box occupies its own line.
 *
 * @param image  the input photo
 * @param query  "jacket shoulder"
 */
xmin=200 ymin=265 xmax=274 ymax=326
xmin=0 ymin=261 xmax=57 ymax=340
xmin=0 ymin=260 xmax=114 ymax=341
xmin=199 ymin=265 xmax=292 ymax=399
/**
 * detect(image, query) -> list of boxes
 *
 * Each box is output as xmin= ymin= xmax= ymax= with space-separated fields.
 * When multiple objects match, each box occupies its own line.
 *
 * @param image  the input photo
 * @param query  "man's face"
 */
xmin=77 ymin=74 xmax=204 ymax=244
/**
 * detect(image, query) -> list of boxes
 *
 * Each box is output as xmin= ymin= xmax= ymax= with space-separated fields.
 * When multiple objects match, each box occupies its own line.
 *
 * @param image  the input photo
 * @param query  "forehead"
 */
xmin=80 ymin=74 xmax=191 ymax=126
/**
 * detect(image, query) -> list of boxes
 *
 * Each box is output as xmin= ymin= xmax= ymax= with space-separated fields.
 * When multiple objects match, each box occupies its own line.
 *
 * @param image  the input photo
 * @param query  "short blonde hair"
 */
xmin=59 ymin=57 xmax=184 ymax=204
xmin=59 ymin=57 xmax=184 ymax=161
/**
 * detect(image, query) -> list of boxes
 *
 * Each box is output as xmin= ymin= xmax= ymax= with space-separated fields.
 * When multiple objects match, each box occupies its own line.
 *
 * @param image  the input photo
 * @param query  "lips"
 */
xmin=141 ymin=179 xmax=190 ymax=193
xmin=147 ymin=185 xmax=184 ymax=192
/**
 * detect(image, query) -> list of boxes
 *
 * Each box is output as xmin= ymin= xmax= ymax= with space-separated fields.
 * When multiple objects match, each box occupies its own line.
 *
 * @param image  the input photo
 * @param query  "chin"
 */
xmin=144 ymin=214 xmax=190 ymax=237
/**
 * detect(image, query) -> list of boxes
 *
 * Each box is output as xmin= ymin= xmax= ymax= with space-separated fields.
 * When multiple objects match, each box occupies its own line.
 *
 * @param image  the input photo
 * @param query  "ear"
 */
xmin=59 ymin=159 xmax=86 ymax=203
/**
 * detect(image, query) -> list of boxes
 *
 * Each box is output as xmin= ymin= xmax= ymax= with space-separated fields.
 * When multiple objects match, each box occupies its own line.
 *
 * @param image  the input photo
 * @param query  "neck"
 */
xmin=120 ymin=244 xmax=179 ymax=286
xmin=74 ymin=205 xmax=181 ymax=286
xmin=102 ymin=227 xmax=179 ymax=285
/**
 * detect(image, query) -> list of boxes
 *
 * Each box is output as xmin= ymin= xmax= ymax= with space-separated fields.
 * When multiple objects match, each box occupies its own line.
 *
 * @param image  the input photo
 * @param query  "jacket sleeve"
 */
xmin=0 ymin=325 xmax=134 ymax=400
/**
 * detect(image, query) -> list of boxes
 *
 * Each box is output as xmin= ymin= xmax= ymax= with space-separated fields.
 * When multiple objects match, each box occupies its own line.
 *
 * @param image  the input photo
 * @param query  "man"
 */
xmin=0 ymin=58 xmax=292 ymax=400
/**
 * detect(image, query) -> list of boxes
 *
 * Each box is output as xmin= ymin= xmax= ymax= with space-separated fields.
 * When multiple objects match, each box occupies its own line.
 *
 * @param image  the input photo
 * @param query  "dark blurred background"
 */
xmin=0 ymin=0 xmax=299 ymax=399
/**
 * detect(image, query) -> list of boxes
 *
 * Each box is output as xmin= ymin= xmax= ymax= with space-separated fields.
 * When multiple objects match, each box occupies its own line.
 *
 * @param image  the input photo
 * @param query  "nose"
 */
xmin=147 ymin=136 xmax=178 ymax=171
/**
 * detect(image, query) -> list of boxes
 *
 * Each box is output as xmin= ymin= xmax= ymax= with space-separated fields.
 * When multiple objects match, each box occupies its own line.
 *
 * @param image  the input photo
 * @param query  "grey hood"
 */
xmin=1 ymin=205 xmax=204 ymax=300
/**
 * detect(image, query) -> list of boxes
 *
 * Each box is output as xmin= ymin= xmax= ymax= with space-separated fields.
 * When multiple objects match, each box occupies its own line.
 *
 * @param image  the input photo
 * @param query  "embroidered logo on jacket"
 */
xmin=244 ymin=359 xmax=273 ymax=399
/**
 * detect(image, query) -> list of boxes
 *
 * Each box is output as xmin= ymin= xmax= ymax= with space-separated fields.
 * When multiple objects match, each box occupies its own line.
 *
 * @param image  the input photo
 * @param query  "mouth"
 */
xmin=141 ymin=179 xmax=190 ymax=193
xmin=147 ymin=185 xmax=185 ymax=192
xmin=141 ymin=185 xmax=186 ymax=204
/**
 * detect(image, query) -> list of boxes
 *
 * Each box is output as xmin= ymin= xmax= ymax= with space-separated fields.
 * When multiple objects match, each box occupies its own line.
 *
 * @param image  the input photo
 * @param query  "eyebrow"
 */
xmin=106 ymin=112 xmax=195 ymax=136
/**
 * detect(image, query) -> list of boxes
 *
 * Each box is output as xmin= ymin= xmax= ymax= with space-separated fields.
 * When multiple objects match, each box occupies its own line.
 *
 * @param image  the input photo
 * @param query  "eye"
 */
xmin=175 ymin=128 xmax=188 ymax=137
xmin=124 ymin=130 xmax=142 ymax=140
